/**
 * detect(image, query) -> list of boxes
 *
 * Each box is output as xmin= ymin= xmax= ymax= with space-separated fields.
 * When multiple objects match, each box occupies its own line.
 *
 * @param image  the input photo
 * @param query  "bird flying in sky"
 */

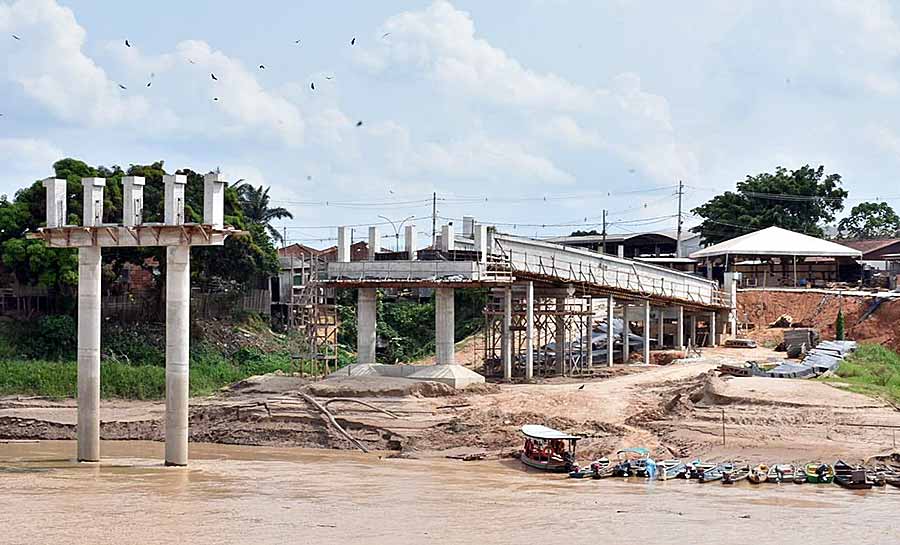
xmin=12 ymin=34 xmax=21 ymax=40
xmin=118 ymin=84 xmax=127 ymax=90
xmin=350 ymin=37 xmax=356 ymax=45
xmin=125 ymin=39 xmax=131 ymax=47
xmin=310 ymin=82 xmax=315 ymax=90
xmin=356 ymin=121 xmax=363 ymax=127
xmin=211 ymin=73 xmax=218 ymax=80
xmin=259 ymin=64 xmax=265 ymax=70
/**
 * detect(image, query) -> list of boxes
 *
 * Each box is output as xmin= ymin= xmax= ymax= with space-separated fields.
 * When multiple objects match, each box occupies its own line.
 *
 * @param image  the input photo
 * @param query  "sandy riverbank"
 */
xmin=1 ymin=346 xmax=898 ymax=464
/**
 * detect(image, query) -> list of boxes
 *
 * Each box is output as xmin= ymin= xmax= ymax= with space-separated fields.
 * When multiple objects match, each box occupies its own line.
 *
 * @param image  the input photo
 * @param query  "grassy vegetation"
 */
xmin=822 ymin=343 xmax=900 ymax=404
xmin=0 ymin=344 xmax=308 ymax=399
xmin=0 ymin=315 xmax=331 ymax=400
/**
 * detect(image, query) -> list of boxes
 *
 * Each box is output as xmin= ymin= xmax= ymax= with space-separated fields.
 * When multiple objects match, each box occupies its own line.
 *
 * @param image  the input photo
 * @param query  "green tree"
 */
xmin=835 ymin=309 xmax=845 ymax=341
xmin=1 ymin=158 xmax=280 ymax=291
xmin=691 ymin=165 xmax=848 ymax=245
xmin=836 ymin=202 xmax=900 ymax=239
xmin=233 ymin=183 xmax=294 ymax=243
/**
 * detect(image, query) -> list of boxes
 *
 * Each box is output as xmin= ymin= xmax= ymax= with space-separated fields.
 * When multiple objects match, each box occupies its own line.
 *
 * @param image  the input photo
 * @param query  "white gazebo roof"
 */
xmin=689 ymin=226 xmax=862 ymax=259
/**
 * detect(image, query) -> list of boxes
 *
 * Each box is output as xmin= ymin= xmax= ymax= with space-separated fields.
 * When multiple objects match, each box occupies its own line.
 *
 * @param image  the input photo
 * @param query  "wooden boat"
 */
xmin=792 ymin=472 xmax=807 ymax=485
xmin=699 ymin=463 xmax=734 ymax=483
xmin=765 ymin=464 xmax=796 ymax=483
xmin=569 ymin=457 xmax=611 ymax=479
xmin=590 ymin=458 xmax=615 ymax=479
xmin=658 ymin=459 xmax=687 ymax=481
xmin=884 ymin=473 xmax=900 ymax=488
xmin=804 ymin=463 xmax=834 ymax=484
xmin=612 ymin=448 xmax=650 ymax=478
xmin=834 ymin=460 xmax=873 ymax=490
xmin=520 ymin=425 xmax=579 ymax=472
xmin=685 ymin=460 xmax=716 ymax=479
xmin=748 ymin=464 xmax=769 ymax=484
xmin=723 ymin=464 xmax=750 ymax=485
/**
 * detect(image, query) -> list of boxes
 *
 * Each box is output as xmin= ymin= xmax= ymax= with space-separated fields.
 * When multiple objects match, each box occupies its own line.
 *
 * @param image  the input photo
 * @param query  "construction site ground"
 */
xmin=2 ymin=343 xmax=898 ymax=465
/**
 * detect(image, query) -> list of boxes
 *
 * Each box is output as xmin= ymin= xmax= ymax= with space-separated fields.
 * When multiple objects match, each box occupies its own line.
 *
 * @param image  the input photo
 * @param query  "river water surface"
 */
xmin=1 ymin=441 xmax=898 ymax=544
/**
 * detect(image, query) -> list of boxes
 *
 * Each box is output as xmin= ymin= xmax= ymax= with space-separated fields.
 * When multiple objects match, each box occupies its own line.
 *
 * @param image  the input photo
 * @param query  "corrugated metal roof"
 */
xmin=689 ymin=226 xmax=862 ymax=258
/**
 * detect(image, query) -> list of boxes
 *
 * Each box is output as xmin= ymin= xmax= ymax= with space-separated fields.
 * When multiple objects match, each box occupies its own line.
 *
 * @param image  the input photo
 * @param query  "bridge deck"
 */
xmin=323 ymin=234 xmax=727 ymax=310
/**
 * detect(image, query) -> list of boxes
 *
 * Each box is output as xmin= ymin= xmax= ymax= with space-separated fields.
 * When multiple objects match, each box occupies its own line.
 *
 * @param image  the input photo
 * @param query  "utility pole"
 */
xmin=601 ymin=209 xmax=607 ymax=255
xmin=283 ymin=226 xmax=287 ymax=249
xmin=431 ymin=191 xmax=437 ymax=247
xmin=676 ymin=180 xmax=684 ymax=257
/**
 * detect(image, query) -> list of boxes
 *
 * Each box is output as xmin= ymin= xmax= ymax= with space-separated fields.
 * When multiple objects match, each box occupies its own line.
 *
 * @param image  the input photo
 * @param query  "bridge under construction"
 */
xmin=318 ymin=217 xmax=733 ymax=388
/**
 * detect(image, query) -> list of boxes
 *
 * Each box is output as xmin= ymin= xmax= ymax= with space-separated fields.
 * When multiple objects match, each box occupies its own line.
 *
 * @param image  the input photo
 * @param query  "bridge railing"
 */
xmin=493 ymin=235 xmax=726 ymax=307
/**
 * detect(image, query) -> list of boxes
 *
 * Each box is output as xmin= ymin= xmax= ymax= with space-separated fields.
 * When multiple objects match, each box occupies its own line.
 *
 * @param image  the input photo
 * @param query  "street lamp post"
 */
xmin=378 ymin=215 xmax=415 ymax=252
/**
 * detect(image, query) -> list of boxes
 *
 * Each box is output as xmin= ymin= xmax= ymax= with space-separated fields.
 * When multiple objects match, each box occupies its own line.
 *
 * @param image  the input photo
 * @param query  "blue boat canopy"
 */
xmin=520 ymin=425 xmax=579 ymax=441
xmin=616 ymin=447 xmax=650 ymax=456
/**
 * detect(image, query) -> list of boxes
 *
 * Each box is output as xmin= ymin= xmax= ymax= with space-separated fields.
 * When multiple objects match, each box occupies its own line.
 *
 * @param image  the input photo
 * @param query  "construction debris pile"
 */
xmin=719 ymin=333 xmax=857 ymax=379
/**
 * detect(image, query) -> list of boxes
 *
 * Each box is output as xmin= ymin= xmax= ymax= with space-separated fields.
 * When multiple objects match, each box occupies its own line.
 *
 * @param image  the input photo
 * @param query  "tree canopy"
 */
xmin=690 ymin=165 xmax=847 ymax=245
xmin=836 ymin=202 xmax=900 ymax=239
xmin=233 ymin=183 xmax=294 ymax=243
xmin=0 ymin=158 xmax=280 ymax=291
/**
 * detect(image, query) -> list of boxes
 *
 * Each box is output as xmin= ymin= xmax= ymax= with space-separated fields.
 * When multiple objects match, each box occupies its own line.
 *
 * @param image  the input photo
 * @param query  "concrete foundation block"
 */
xmin=407 ymin=365 xmax=485 ymax=388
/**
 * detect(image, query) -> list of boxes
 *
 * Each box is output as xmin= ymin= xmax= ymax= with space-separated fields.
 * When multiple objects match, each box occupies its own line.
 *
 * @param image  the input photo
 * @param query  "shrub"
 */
xmin=22 ymin=315 xmax=77 ymax=360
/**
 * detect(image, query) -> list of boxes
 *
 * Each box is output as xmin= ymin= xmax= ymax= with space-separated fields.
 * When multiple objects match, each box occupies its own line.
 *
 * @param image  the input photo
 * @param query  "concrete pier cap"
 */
xmin=42 ymin=178 xmax=67 ymax=228
xmin=122 ymin=176 xmax=145 ymax=227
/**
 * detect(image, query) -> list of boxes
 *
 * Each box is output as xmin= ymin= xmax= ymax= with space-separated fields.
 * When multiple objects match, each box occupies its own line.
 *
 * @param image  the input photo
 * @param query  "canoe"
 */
xmin=699 ymin=463 xmax=734 ymax=483
xmin=686 ymin=460 xmax=716 ymax=480
xmin=569 ymin=457 xmax=611 ymax=479
xmin=612 ymin=448 xmax=650 ymax=478
xmin=766 ymin=464 xmax=795 ymax=484
xmin=658 ymin=460 xmax=687 ymax=481
xmin=792 ymin=472 xmax=807 ymax=485
xmin=805 ymin=463 xmax=834 ymax=484
xmin=723 ymin=464 xmax=750 ymax=485
xmin=748 ymin=464 xmax=769 ymax=484
xmin=834 ymin=460 xmax=873 ymax=490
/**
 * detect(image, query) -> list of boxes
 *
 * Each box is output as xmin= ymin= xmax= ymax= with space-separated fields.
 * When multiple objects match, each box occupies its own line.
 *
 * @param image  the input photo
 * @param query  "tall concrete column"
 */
xmin=606 ymin=295 xmax=614 ymax=367
xmin=435 ymin=288 xmax=455 ymax=365
xmin=643 ymin=300 xmax=651 ymax=365
xmin=622 ymin=306 xmax=630 ymax=363
xmin=657 ymin=308 xmax=665 ymax=348
xmin=502 ymin=288 xmax=512 ymax=380
xmin=525 ymin=282 xmax=534 ymax=380
xmin=676 ymin=305 xmax=685 ymax=350
xmin=555 ymin=297 xmax=566 ymax=375
xmin=165 ymin=245 xmax=190 ymax=466
xmin=709 ymin=312 xmax=718 ymax=347
xmin=357 ymin=288 xmax=377 ymax=364
xmin=77 ymin=245 xmax=102 ymax=462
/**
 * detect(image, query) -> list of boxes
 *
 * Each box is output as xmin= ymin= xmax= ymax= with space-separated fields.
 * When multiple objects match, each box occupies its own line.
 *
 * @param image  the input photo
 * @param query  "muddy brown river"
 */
xmin=1 ymin=441 xmax=899 ymax=544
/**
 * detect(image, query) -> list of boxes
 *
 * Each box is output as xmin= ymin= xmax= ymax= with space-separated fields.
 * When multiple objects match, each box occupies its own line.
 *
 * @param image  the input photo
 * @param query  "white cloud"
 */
xmin=356 ymin=1 xmax=693 ymax=183
xmin=0 ymin=0 xmax=176 ymax=128
xmin=0 ymin=137 xmax=64 ymax=196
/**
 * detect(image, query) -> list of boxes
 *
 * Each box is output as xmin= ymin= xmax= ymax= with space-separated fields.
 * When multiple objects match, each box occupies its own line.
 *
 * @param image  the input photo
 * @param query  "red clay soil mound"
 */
xmin=737 ymin=290 xmax=900 ymax=350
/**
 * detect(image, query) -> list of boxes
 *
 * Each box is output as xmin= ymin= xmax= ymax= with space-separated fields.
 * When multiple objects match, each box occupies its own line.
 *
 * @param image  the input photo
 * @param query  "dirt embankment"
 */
xmin=2 ymin=346 xmax=899 ymax=463
xmin=737 ymin=290 xmax=900 ymax=350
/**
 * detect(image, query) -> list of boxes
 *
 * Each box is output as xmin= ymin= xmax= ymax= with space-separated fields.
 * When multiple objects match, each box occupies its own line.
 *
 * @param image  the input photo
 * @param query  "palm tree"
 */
xmin=233 ymin=183 xmax=293 ymax=243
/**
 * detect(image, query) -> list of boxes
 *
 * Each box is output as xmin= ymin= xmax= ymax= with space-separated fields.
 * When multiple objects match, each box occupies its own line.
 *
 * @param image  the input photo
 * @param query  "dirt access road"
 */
xmin=1 ymin=346 xmax=898 ymax=464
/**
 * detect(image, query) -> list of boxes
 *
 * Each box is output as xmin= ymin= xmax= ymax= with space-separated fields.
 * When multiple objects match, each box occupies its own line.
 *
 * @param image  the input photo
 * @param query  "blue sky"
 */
xmin=3 ymin=0 xmax=900 ymax=247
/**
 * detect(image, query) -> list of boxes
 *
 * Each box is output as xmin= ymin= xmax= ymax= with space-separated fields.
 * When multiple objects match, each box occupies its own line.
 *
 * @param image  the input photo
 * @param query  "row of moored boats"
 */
xmin=568 ymin=453 xmax=900 ymax=489
xmin=519 ymin=425 xmax=898 ymax=490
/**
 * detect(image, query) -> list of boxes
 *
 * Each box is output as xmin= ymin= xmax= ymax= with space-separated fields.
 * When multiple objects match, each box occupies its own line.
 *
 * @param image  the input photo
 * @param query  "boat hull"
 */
xmin=520 ymin=452 xmax=571 ymax=473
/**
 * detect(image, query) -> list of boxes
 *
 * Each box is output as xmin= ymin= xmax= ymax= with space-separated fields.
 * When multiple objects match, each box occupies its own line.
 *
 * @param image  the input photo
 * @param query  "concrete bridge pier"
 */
xmin=690 ymin=315 xmax=698 ymax=348
xmin=76 ymin=245 xmax=102 ymax=462
xmin=165 ymin=245 xmax=191 ymax=466
xmin=435 ymin=288 xmax=455 ymax=365
xmin=621 ymin=306 xmax=630 ymax=363
xmin=709 ymin=311 xmax=718 ymax=347
xmin=643 ymin=301 xmax=651 ymax=364
xmin=357 ymin=288 xmax=377 ymax=364
xmin=408 ymin=287 xmax=485 ymax=388
xmin=606 ymin=295 xmax=614 ymax=367
xmin=676 ymin=305 xmax=685 ymax=350
xmin=657 ymin=308 xmax=665 ymax=349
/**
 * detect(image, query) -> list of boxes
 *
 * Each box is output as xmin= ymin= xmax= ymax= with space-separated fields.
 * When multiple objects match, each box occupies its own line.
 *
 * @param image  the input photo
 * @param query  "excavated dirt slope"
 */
xmin=737 ymin=290 xmax=900 ymax=349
